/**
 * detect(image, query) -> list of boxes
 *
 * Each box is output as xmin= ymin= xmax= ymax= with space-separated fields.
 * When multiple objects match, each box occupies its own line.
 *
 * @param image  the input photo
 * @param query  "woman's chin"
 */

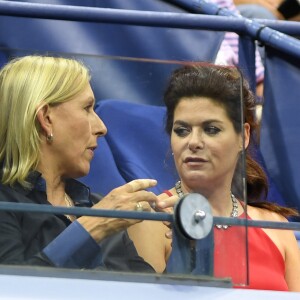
xmin=72 ymin=165 xmax=90 ymax=179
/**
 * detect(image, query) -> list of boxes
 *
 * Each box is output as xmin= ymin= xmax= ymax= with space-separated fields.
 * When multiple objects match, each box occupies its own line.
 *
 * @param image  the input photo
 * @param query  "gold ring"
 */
xmin=135 ymin=202 xmax=143 ymax=211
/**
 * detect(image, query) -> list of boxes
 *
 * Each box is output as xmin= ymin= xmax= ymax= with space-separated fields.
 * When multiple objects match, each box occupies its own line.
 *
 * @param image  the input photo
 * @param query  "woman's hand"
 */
xmin=155 ymin=194 xmax=179 ymax=213
xmin=154 ymin=193 xmax=180 ymax=239
xmin=95 ymin=179 xmax=157 ymax=212
xmin=77 ymin=179 xmax=158 ymax=242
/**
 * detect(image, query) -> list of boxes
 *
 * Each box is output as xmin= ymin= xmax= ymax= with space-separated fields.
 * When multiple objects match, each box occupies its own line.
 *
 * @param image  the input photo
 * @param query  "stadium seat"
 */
xmin=80 ymin=99 xmax=178 ymax=195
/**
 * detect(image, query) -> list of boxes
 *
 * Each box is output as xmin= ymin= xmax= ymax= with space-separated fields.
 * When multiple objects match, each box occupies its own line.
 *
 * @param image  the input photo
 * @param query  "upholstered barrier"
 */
xmin=79 ymin=135 xmax=127 ymax=196
xmin=260 ymin=47 xmax=300 ymax=217
xmin=80 ymin=100 xmax=177 ymax=195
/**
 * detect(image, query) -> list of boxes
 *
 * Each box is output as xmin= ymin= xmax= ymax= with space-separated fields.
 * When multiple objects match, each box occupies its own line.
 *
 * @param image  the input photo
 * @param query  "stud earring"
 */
xmin=46 ymin=133 xmax=53 ymax=143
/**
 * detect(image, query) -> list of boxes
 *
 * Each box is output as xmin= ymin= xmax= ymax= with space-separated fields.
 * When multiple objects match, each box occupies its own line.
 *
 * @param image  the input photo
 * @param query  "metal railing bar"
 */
xmin=0 ymin=1 xmax=246 ymax=32
xmin=0 ymin=1 xmax=299 ymax=35
xmin=0 ymin=201 xmax=172 ymax=222
xmin=214 ymin=216 xmax=300 ymax=231
xmin=167 ymin=0 xmax=300 ymax=60
xmin=252 ymin=19 xmax=300 ymax=36
xmin=1 ymin=201 xmax=300 ymax=231
xmin=1 ymin=0 xmax=299 ymax=59
xmin=167 ymin=0 xmax=300 ymax=34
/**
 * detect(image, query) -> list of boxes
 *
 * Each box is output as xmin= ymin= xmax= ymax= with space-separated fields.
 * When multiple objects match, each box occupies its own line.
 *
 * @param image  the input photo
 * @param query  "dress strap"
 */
xmin=163 ymin=190 xmax=173 ymax=197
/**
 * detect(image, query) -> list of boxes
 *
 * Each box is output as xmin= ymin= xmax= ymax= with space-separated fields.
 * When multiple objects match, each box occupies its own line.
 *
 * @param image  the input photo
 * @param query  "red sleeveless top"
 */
xmin=214 ymin=212 xmax=288 ymax=290
xmin=163 ymin=191 xmax=288 ymax=290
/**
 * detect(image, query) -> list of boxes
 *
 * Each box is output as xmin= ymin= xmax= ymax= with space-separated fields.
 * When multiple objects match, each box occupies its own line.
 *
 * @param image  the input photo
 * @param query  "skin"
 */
xmin=129 ymin=97 xmax=300 ymax=291
xmin=36 ymin=83 xmax=158 ymax=242
xmin=170 ymin=97 xmax=248 ymax=212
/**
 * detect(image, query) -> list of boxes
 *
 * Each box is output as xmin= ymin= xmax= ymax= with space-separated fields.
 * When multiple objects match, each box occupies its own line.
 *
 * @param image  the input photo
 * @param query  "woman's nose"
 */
xmin=188 ymin=131 xmax=204 ymax=151
xmin=93 ymin=113 xmax=107 ymax=137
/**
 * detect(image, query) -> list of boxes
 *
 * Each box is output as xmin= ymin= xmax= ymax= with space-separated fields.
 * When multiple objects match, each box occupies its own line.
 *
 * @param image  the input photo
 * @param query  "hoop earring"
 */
xmin=46 ymin=133 xmax=53 ymax=143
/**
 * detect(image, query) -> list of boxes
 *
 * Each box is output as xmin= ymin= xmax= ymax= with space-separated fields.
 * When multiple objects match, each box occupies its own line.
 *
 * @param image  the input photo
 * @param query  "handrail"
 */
xmin=166 ymin=0 xmax=300 ymax=60
xmin=0 ymin=0 xmax=300 ymax=60
xmin=0 ymin=0 xmax=253 ymax=31
xmin=168 ymin=0 xmax=300 ymax=35
xmin=1 ymin=201 xmax=300 ymax=232
xmin=0 ymin=201 xmax=172 ymax=222
xmin=252 ymin=18 xmax=300 ymax=35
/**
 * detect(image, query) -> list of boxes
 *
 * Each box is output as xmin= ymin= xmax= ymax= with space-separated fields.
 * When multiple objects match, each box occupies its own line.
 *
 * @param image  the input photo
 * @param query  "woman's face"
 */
xmin=171 ymin=97 xmax=249 ymax=193
xmin=48 ymin=84 xmax=107 ymax=178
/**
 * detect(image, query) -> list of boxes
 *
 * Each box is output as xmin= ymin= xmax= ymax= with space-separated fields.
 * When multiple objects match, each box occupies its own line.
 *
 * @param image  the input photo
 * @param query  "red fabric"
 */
xmin=214 ymin=213 xmax=288 ymax=291
xmin=163 ymin=190 xmax=173 ymax=197
xmin=163 ymin=192 xmax=287 ymax=290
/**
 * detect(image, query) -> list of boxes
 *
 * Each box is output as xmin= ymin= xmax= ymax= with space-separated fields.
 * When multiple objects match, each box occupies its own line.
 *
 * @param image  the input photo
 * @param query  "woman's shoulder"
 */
xmin=246 ymin=204 xmax=288 ymax=222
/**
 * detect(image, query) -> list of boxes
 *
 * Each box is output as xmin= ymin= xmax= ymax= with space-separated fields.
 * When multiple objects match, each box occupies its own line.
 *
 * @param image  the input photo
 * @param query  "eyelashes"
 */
xmin=173 ymin=125 xmax=221 ymax=137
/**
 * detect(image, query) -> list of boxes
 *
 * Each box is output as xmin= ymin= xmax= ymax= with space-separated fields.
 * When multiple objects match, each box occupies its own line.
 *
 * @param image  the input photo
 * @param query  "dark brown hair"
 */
xmin=163 ymin=64 xmax=297 ymax=217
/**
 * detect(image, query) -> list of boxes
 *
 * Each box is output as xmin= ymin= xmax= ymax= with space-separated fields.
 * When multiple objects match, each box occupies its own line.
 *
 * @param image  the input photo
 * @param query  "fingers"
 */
xmin=95 ymin=185 xmax=158 ymax=212
xmin=165 ymin=229 xmax=172 ymax=239
xmin=134 ymin=201 xmax=151 ymax=212
xmin=156 ymin=195 xmax=179 ymax=210
xmin=121 ymin=179 xmax=157 ymax=193
xmin=130 ymin=190 xmax=157 ymax=204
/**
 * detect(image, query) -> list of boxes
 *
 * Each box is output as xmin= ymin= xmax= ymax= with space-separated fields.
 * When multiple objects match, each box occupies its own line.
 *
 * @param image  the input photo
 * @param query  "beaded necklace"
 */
xmin=175 ymin=180 xmax=238 ymax=229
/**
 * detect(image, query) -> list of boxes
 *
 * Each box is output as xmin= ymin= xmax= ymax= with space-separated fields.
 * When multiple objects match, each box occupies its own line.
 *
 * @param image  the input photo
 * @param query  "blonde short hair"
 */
xmin=0 ymin=55 xmax=91 ymax=187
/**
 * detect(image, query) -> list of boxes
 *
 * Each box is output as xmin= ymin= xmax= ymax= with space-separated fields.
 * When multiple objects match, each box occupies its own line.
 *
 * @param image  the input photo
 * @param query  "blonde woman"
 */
xmin=0 ymin=56 xmax=156 ymax=271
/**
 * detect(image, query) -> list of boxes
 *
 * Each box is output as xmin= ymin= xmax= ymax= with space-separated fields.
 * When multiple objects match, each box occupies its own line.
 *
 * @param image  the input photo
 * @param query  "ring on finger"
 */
xmin=135 ymin=202 xmax=143 ymax=211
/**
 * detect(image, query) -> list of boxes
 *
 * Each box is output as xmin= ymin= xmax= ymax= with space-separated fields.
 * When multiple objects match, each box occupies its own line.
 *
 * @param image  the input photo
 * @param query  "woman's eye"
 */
xmin=173 ymin=127 xmax=190 ymax=137
xmin=205 ymin=126 xmax=221 ymax=135
xmin=84 ymin=105 xmax=93 ymax=112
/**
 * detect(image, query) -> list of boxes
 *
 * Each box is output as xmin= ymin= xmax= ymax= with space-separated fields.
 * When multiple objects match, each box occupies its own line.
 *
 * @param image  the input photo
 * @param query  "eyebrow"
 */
xmin=86 ymin=97 xmax=96 ymax=104
xmin=173 ymin=120 xmax=189 ymax=126
xmin=173 ymin=119 xmax=223 ymax=126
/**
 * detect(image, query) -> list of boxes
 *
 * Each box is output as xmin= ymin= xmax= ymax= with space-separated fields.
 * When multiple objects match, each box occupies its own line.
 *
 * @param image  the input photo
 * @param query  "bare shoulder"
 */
xmin=246 ymin=205 xmax=288 ymax=222
xmin=242 ymin=205 xmax=300 ymax=290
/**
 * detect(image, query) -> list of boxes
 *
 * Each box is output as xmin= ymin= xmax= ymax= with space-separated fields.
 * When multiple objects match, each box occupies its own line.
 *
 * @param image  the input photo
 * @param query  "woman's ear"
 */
xmin=36 ymin=104 xmax=52 ymax=138
xmin=243 ymin=123 xmax=250 ymax=149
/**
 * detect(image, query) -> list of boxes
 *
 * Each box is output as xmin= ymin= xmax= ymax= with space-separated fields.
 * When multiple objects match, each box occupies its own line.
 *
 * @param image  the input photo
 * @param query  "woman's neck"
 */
xmin=175 ymin=180 xmax=236 ymax=217
xmin=37 ymin=166 xmax=66 ymax=206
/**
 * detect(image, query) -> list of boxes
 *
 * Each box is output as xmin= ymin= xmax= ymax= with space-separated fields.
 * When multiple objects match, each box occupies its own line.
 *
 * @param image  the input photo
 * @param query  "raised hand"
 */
xmin=78 ymin=179 xmax=158 ymax=242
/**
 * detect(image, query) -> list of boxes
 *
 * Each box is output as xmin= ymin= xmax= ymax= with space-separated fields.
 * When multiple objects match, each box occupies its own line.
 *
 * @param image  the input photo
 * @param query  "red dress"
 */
xmin=214 ymin=212 xmax=288 ymax=290
xmin=163 ymin=191 xmax=288 ymax=290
